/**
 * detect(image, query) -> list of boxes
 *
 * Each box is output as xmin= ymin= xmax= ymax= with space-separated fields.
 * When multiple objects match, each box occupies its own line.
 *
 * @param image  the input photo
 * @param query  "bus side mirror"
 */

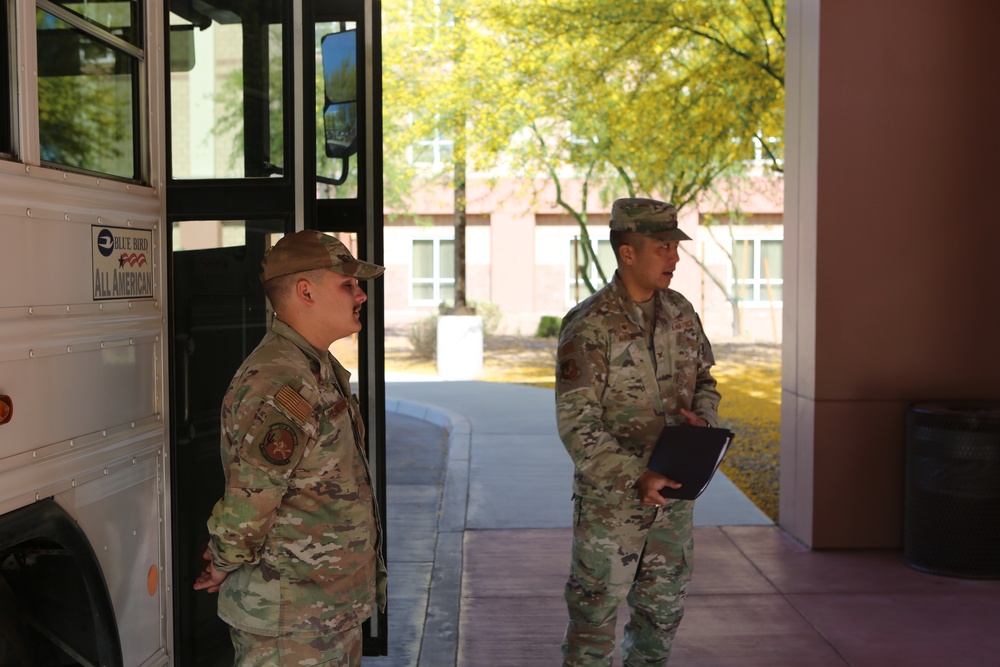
xmin=321 ymin=30 xmax=358 ymax=161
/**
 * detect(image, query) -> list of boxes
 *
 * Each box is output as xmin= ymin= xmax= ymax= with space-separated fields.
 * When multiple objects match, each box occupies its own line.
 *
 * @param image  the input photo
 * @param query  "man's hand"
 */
xmin=680 ymin=408 xmax=708 ymax=427
xmin=193 ymin=548 xmax=229 ymax=593
xmin=636 ymin=470 xmax=681 ymax=507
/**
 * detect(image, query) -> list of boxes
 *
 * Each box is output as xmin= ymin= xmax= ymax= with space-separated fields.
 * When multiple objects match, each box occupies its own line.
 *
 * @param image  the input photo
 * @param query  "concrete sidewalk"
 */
xmin=372 ymin=379 xmax=1000 ymax=667
xmin=370 ymin=379 xmax=770 ymax=667
xmin=384 ymin=380 xmax=772 ymax=531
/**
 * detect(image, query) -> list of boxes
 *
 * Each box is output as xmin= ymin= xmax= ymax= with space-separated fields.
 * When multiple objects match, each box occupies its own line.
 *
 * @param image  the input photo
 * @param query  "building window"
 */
xmin=409 ymin=127 xmax=453 ymax=167
xmin=732 ymin=238 xmax=782 ymax=304
xmin=568 ymin=238 xmax=615 ymax=304
xmin=411 ymin=238 xmax=454 ymax=305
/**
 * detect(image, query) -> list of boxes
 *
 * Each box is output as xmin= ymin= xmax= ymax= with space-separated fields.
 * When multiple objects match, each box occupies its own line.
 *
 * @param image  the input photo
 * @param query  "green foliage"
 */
xmin=324 ymin=60 xmax=356 ymax=103
xmin=480 ymin=0 xmax=785 ymax=201
xmin=407 ymin=315 xmax=439 ymax=359
xmin=468 ymin=300 xmax=502 ymax=338
xmin=436 ymin=300 xmax=502 ymax=338
xmin=535 ymin=315 xmax=562 ymax=338
xmin=383 ymin=1 xmax=517 ymax=189
xmin=35 ymin=11 xmax=133 ymax=176
xmin=408 ymin=305 xmax=501 ymax=358
xmin=383 ymin=0 xmax=785 ymax=295
xmin=210 ymin=68 xmax=248 ymax=173
xmin=37 ymin=75 xmax=127 ymax=175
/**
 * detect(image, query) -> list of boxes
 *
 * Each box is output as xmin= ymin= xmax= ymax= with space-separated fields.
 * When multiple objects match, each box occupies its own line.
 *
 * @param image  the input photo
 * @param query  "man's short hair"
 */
xmin=610 ymin=230 xmax=645 ymax=264
xmin=263 ymin=269 xmax=325 ymax=312
xmin=263 ymin=273 xmax=297 ymax=312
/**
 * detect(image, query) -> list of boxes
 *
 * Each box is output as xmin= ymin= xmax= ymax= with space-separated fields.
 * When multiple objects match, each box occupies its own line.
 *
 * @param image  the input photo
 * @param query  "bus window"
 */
xmin=1 ymin=0 xmax=12 ymax=159
xmin=48 ymin=0 xmax=139 ymax=46
xmin=168 ymin=1 xmax=286 ymax=180
xmin=36 ymin=5 xmax=142 ymax=181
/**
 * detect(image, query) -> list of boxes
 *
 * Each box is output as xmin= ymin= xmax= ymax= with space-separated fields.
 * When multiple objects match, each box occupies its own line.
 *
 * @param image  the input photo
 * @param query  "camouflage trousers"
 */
xmin=562 ymin=495 xmax=694 ymax=667
xmin=230 ymin=624 xmax=363 ymax=666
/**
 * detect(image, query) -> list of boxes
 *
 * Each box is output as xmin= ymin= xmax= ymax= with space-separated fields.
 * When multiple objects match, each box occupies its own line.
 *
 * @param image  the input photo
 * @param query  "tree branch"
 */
xmin=761 ymin=0 xmax=786 ymax=42
xmin=754 ymin=130 xmax=784 ymax=173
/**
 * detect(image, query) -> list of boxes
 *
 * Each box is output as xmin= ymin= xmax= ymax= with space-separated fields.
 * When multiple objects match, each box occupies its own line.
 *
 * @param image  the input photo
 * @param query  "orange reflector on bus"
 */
xmin=147 ymin=564 xmax=159 ymax=596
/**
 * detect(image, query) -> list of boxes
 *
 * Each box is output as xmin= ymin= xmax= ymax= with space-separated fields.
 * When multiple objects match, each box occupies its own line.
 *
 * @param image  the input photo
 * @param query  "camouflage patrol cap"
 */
xmin=260 ymin=230 xmax=385 ymax=282
xmin=610 ymin=198 xmax=691 ymax=241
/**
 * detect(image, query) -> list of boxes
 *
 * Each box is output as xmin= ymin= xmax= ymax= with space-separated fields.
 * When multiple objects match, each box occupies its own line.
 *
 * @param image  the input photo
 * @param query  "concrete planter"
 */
xmin=436 ymin=315 xmax=483 ymax=379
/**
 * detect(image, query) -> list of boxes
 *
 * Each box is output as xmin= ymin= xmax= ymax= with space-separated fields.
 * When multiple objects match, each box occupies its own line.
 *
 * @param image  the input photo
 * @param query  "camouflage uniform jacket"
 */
xmin=207 ymin=319 xmax=383 ymax=637
xmin=556 ymin=272 xmax=721 ymax=504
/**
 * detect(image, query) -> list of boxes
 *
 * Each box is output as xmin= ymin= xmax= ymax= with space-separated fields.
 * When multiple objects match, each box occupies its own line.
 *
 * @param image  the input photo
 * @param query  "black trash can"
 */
xmin=904 ymin=401 xmax=1000 ymax=578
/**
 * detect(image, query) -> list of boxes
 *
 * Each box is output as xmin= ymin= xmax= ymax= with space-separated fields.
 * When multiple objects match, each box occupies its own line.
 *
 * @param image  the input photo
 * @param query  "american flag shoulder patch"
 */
xmin=275 ymin=384 xmax=313 ymax=426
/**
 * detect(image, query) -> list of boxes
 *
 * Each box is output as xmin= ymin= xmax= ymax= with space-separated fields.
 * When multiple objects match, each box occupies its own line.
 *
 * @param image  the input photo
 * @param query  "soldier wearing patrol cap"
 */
xmin=194 ymin=230 xmax=386 ymax=666
xmin=556 ymin=198 xmax=721 ymax=666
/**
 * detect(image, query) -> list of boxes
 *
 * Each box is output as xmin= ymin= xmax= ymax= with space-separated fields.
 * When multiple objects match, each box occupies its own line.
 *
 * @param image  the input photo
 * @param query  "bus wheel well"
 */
xmin=0 ymin=499 xmax=123 ymax=667
xmin=0 ymin=572 xmax=34 ymax=666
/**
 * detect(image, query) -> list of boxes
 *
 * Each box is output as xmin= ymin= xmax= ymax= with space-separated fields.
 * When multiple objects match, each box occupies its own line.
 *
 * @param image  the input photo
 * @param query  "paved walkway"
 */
xmin=372 ymin=379 xmax=1000 ymax=667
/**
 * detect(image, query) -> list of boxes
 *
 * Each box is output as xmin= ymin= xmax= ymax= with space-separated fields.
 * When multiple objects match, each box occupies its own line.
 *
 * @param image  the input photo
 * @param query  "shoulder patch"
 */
xmin=275 ymin=384 xmax=313 ymax=425
xmin=259 ymin=423 xmax=297 ymax=465
xmin=559 ymin=358 xmax=581 ymax=384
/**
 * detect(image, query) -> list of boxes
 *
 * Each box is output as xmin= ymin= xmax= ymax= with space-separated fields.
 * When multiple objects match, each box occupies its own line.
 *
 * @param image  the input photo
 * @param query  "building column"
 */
xmin=781 ymin=0 xmax=1000 ymax=548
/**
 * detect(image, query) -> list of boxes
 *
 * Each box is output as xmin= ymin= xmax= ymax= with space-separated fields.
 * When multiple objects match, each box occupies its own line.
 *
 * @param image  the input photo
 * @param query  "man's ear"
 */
xmin=294 ymin=276 xmax=314 ymax=304
xmin=619 ymin=242 xmax=636 ymax=266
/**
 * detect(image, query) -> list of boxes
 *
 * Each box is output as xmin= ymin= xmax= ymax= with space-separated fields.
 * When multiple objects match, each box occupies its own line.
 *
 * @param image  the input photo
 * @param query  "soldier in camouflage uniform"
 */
xmin=556 ymin=198 xmax=721 ymax=666
xmin=194 ymin=230 xmax=387 ymax=667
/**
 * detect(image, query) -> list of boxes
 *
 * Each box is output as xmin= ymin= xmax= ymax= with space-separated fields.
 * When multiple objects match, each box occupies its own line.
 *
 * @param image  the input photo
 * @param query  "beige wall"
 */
xmin=782 ymin=0 xmax=1000 ymax=548
xmin=383 ymin=178 xmax=783 ymax=337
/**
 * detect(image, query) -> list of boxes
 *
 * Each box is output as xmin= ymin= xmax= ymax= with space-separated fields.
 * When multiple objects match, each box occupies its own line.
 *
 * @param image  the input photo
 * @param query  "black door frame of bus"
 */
xmin=163 ymin=0 xmax=387 ymax=658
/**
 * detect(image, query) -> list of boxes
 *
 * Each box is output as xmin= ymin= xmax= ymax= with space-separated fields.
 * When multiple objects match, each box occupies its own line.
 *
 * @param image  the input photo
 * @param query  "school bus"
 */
xmin=0 ymin=1 xmax=387 ymax=664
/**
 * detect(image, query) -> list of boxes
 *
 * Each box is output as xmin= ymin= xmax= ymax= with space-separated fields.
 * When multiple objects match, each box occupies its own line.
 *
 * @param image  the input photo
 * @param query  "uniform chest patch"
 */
xmin=260 ymin=423 xmax=297 ymax=465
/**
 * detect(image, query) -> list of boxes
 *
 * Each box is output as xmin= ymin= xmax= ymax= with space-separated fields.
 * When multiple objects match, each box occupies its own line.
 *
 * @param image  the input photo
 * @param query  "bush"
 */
xmin=438 ymin=300 xmax=502 ymax=339
xmin=408 ymin=315 xmax=438 ymax=359
xmin=468 ymin=300 xmax=502 ymax=339
xmin=411 ymin=301 xmax=500 ymax=359
xmin=535 ymin=315 xmax=561 ymax=338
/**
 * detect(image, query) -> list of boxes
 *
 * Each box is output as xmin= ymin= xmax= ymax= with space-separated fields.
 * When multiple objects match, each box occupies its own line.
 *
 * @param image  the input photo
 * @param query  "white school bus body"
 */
xmin=0 ymin=162 xmax=172 ymax=666
xmin=1 ymin=2 xmax=173 ymax=664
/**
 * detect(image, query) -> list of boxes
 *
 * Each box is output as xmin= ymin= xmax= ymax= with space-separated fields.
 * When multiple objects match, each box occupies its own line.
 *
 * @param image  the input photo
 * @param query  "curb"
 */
xmin=385 ymin=397 xmax=471 ymax=667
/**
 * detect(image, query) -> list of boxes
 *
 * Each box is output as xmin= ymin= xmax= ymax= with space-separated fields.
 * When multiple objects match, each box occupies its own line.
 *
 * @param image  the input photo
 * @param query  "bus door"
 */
xmin=165 ymin=0 xmax=386 ymax=660
xmin=170 ymin=222 xmax=280 ymax=667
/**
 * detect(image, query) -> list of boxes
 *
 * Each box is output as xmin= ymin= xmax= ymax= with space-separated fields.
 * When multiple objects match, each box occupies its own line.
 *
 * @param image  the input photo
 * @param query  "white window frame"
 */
xmin=567 ymin=236 xmax=614 ymax=306
xmin=409 ymin=237 xmax=455 ymax=306
xmin=405 ymin=112 xmax=453 ymax=167
xmin=730 ymin=235 xmax=783 ymax=306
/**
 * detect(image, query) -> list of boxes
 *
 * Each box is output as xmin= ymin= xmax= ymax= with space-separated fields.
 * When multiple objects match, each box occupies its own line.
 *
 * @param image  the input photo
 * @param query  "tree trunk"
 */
xmin=453 ymin=124 xmax=468 ymax=311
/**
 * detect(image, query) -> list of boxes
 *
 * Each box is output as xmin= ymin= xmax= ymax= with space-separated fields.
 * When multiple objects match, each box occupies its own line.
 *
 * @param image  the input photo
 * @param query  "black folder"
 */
xmin=646 ymin=424 xmax=735 ymax=501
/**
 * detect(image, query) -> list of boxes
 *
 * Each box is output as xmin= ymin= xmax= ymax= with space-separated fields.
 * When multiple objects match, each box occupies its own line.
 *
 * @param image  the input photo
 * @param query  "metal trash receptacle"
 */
xmin=904 ymin=401 xmax=1000 ymax=578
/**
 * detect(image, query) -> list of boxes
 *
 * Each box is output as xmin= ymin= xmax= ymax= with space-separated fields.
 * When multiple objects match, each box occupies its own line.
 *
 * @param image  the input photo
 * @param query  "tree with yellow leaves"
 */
xmin=383 ymin=0 xmax=511 ymax=311
xmin=383 ymin=0 xmax=785 ymax=305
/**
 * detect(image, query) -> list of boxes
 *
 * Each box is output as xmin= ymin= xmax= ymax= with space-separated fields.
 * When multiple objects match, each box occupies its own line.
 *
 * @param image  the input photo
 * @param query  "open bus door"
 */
xmin=170 ymin=226 xmax=279 ymax=666
xmin=165 ymin=0 xmax=386 ymax=661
